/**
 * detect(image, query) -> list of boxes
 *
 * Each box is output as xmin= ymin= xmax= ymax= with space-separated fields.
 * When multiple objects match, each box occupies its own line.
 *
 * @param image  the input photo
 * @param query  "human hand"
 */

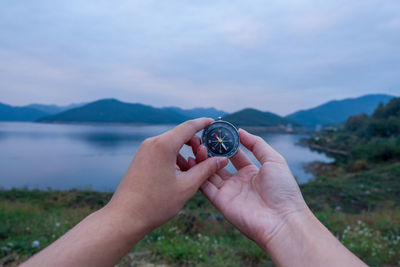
xmin=106 ymin=118 xmax=229 ymax=233
xmin=193 ymin=128 xmax=308 ymax=249
xmin=22 ymin=118 xmax=229 ymax=267
xmin=24 ymin=123 xmax=365 ymax=267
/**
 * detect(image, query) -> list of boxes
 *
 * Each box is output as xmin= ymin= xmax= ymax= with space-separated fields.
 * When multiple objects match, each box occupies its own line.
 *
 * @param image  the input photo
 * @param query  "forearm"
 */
xmin=264 ymin=209 xmax=367 ymax=267
xmin=21 ymin=205 xmax=150 ymax=267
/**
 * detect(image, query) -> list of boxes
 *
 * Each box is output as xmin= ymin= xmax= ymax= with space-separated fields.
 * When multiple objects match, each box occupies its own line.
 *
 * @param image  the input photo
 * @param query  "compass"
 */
xmin=201 ymin=117 xmax=240 ymax=158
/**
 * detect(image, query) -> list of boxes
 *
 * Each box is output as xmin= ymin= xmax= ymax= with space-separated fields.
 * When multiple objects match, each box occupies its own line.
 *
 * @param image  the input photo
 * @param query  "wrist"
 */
xmin=262 ymin=207 xmax=327 ymax=266
xmin=263 ymin=207 xmax=316 ymax=253
xmin=260 ymin=206 xmax=366 ymax=267
xmin=100 ymin=202 xmax=153 ymax=245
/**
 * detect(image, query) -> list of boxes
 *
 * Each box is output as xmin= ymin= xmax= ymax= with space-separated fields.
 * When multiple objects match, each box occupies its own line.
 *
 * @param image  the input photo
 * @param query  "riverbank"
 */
xmin=1 ymin=161 xmax=399 ymax=266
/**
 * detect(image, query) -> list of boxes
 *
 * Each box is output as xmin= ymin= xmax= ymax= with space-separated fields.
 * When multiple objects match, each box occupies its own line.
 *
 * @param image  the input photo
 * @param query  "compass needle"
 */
xmin=221 ymin=142 xmax=227 ymax=150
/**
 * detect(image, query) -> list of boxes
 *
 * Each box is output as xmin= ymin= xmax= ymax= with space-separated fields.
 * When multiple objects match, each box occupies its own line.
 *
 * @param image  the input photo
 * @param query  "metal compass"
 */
xmin=201 ymin=117 xmax=240 ymax=158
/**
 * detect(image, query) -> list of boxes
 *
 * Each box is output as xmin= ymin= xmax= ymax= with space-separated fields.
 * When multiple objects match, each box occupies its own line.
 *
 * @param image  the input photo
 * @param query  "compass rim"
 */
xmin=201 ymin=120 xmax=240 ymax=158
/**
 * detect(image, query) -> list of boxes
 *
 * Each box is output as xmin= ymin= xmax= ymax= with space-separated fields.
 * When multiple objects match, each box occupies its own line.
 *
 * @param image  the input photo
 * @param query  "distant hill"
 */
xmin=0 ymin=103 xmax=48 ymax=121
xmin=223 ymin=108 xmax=297 ymax=127
xmin=37 ymin=99 xmax=190 ymax=124
xmin=308 ymin=97 xmax=400 ymax=160
xmin=0 ymin=101 xmax=225 ymax=122
xmin=2 ymin=94 xmax=395 ymax=127
xmin=286 ymin=94 xmax=395 ymax=128
xmin=162 ymin=107 xmax=228 ymax=119
xmin=24 ymin=103 xmax=86 ymax=115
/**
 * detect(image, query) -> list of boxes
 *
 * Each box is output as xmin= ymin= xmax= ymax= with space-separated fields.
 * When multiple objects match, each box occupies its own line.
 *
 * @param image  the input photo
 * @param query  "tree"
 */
xmin=344 ymin=113 xmax=368 ymax=132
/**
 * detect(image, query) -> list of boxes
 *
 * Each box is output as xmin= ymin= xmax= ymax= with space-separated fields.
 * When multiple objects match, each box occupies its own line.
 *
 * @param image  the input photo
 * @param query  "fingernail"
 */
xmin=217 ymin=157 xmax=229 ymax=168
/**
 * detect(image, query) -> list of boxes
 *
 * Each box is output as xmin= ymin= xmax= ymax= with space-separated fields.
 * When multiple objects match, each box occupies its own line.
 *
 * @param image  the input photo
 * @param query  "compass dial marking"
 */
xmin=201 ymin=120 xmax=240 ymax=158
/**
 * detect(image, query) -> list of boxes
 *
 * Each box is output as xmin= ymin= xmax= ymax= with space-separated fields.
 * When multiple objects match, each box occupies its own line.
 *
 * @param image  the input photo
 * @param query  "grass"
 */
xmin=302 ymin=162 xmax=400 ymax=213
xmin=1 ymin=163 xmax=400 ymax=266
xmin=0 ymin=190 xmax=271 ymax=267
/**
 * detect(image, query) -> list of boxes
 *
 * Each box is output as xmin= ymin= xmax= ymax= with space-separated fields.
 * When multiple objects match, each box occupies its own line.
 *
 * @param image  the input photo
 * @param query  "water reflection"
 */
xmin=0 ymin=122 xmax=332 ymax=191
xmin=68 ymin=132 xmax=147 ymax=148
xmin=0 ymin=122 xmax=174 ymax=149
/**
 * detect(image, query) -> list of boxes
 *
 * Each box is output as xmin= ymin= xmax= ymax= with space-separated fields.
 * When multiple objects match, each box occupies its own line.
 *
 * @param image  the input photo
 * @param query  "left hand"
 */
xmin=191 ymin=129 xmax=307 ymax=249
xmin=107 ymin=118 xmax=229 ymax=232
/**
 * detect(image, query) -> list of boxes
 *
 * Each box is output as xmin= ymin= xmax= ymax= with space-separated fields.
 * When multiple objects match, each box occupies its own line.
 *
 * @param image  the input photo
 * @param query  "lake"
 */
xmin=0 ymin=122 xmax=332 ymax=191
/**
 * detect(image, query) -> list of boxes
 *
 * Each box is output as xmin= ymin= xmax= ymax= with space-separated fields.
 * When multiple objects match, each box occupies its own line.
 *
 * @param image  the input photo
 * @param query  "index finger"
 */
xmin=163 ymin=118 xmax=214 ymax=152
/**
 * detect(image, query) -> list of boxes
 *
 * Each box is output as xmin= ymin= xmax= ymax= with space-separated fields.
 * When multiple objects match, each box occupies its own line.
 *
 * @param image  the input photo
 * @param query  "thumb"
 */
xmin=184 ymin=157 xmax=229 ymax=188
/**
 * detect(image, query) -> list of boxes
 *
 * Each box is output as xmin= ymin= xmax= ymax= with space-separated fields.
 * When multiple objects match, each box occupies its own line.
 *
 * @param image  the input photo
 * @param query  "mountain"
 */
xmin=3 ymin=93 xmax=395 ymax=126
xmin=0 ymin=103 xmax=48 ymax=121
xmin=162 ymin=107 xmax=228 ymax=119
xmin=24 ymin=103 xmax=86 ymax=115
xmin=0 ymin=101 xmax=224 ymax=122
xmin=36 ymin=99 xmax=190 ymax=124
xmin=286 ymin=94 xmax=395 ymax=128
xmin=222 ymin=108 xmax=297 ymax=127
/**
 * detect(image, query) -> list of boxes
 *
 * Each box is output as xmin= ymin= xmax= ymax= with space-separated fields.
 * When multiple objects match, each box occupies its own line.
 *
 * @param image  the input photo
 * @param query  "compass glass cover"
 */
xmin=201 ymin=120 xmax=240 ymax=158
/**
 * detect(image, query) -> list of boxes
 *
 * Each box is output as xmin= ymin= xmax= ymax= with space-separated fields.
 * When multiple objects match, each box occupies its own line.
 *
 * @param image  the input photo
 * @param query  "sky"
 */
xmin=0 ymin=0 xmax=399 ymax=115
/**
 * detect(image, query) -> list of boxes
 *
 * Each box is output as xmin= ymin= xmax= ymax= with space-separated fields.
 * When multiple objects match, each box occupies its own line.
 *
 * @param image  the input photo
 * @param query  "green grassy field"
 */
xmin=1 ymin=162 xmax=399 ymax=266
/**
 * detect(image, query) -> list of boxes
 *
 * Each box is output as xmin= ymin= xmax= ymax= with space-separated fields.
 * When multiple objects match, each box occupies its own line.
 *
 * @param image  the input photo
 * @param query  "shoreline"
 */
xmin=1 ymin=121 xmax=315 ymax=134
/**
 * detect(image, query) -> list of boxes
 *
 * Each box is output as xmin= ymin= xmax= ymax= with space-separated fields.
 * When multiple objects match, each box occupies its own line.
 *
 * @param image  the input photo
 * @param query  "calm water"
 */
xmin=0 ymin=122 xmax=332 ymax=191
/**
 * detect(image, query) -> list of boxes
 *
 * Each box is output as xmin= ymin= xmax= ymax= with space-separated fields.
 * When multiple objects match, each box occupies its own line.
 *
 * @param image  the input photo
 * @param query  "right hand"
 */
xmin=107 ymin=118 xmax=228 ymax=234
xmin=193 ymin=128 xmax=309 ymax=249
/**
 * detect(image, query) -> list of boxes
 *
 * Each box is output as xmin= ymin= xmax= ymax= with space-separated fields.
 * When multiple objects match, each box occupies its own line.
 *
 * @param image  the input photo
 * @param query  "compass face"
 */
xmin=201 ymin=120 xmax=240 ymax=158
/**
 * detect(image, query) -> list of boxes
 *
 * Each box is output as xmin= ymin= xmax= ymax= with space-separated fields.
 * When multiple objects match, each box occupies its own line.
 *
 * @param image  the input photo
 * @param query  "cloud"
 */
xmin=290 ymin=13 xmax=342 ymax=37
xmin=217 ymin=18 xmax=265 ymax=47
xmin=0 ymin=0 xmax=399 ymax=114
xmin=381 ymin=17 xmax=400 ymax=31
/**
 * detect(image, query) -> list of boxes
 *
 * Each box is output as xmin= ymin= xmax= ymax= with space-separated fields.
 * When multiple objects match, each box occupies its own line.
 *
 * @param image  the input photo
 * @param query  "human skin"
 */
xmin=193 ymin=128 xmax=367 ymax=267
xmin=22 ymin=118 xmax=366 ymax=267
xmin=21 ymin=118 xmax=228 ymax=267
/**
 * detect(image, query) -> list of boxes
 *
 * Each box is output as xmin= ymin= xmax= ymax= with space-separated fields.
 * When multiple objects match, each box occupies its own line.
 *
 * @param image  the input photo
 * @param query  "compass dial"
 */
xmin=201 ymin=119 xmax=240 ymax=158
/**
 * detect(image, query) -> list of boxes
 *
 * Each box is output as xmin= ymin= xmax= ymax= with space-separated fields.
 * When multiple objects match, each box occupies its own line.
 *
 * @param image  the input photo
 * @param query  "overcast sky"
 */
xmin=0 ymin=0 xmax=399 ymax=115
